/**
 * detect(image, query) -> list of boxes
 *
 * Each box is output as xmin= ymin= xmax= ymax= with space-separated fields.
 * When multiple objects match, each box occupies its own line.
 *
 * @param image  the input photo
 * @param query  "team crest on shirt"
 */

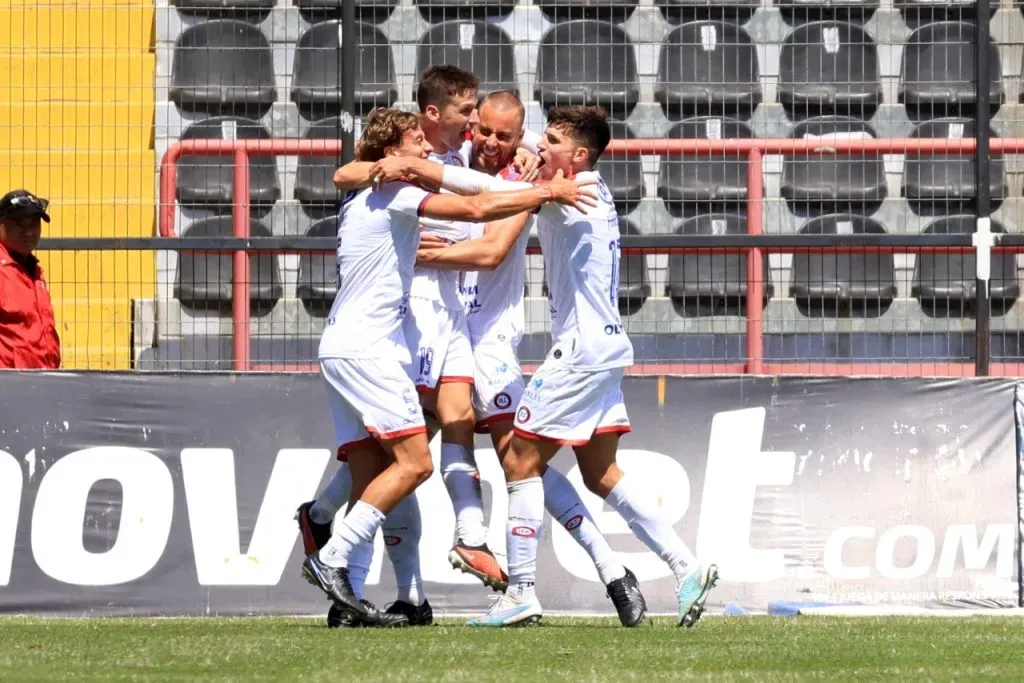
xmin=516 ymin=406 xmax=531 ymax=423
xmin=494 ymin=392 xmax=512 ymax=409
xmin=596 ymin=178 xmax=614 ymax=204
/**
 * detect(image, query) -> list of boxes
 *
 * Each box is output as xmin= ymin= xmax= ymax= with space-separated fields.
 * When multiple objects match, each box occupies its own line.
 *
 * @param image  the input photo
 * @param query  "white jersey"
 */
xmin=536 ymin=171 xmax=633 ymax=371
xmin=460 ymin=165 xmax=532 ymax=343
xmin=318 ymin=181 xmax=433 ymax=362
xmin=410 ymin=138 xmax=474 ymax=309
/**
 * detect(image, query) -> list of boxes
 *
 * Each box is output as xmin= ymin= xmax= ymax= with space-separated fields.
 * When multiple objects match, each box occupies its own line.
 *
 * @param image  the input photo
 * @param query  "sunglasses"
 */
xmin=8 ymin=195 xmax=49 ymax=211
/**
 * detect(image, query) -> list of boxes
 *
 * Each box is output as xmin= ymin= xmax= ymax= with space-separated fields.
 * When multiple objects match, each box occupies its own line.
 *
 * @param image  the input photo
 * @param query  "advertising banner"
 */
xmin=0 ymin=373 xmax=1018 ymax=616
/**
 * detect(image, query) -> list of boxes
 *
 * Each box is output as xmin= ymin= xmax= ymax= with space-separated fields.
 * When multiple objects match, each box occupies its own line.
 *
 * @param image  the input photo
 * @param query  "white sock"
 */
xmin=347 ymin=538 xmax=374 ymax=599
xmin=542 ymin=468 xmax=626 ymax=585
xmin=319 ymin=500 xmax=386 ymax=569
xmin=606 ymin=475 xmax=695 ymax=583
xmin=383 ymin=493 xmax=425 ymax=606
xmin=310 ymin=463 xmax=352 ymax=525
xmin=441 ymin=443 xmax=488 ymax=547
xmin=506 ymin=477 xmax=544 ymax=596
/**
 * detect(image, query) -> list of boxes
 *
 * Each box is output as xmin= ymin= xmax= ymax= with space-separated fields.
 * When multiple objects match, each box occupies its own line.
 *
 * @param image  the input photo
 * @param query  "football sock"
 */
xmin=543 ymin=467 xmax=626 ymax=585
xmin=347 ymin=538 xmax=374 ymax=599
xmin=319 ymin=500 xmax=386 ymax=569
xmin=441 ymin=443 xmax=488 ymax=547
xmin=310 ymin=463 xmax=352 ymax=525
xmin=606 ymin=474 xmax=695 ymax=583
xmin=382 ymin=493 xmax=425 ymax=606
xmin=506 ymin=477 xmax=544 ymax=598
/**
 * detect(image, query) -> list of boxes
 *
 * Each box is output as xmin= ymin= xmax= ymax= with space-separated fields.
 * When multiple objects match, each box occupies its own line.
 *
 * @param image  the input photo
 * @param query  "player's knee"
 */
xmin=404 ymin=457 xmax=434 ymax=487
xmin=580 ymin=467 xmax=617 ymax=499
xmin=440 ymin=415 xmax=475 ymax=445
xmin=502 ymin=445 xmax=540 ymax=482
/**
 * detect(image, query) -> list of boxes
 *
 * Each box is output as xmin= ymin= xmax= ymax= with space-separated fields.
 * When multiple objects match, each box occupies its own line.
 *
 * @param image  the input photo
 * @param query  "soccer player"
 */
xmin=301 ymin=107 xmax=597 ymax=628
xmin=329 ymin=66 xmax=533 ymax=589
xmin=388 ymin=105 xmax=720 ymax=628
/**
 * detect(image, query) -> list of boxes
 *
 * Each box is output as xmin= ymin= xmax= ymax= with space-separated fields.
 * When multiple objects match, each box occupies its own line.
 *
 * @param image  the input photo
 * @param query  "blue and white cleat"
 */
xmin=677 ymin=563 xmax=719 ymax=628
xmin=467 ymin=586 xmax=543 ymax=627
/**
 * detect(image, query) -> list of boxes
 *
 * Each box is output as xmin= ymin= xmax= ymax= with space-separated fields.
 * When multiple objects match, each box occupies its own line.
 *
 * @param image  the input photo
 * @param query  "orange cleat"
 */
xmin=448 ymin=542 xmax=509 ymax=592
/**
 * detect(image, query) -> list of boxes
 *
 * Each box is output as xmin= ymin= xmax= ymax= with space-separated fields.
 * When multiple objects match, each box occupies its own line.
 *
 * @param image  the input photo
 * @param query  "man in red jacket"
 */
xmin=0 ymin=189 xmax=61 ymax=369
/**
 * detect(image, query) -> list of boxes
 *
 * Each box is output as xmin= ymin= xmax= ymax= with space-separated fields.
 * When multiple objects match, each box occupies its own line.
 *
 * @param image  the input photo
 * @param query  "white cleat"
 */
xmin=677 ymin=563 xmax=719 ymax=628
xmin=467 ymin=586 xmax=543 ymax=627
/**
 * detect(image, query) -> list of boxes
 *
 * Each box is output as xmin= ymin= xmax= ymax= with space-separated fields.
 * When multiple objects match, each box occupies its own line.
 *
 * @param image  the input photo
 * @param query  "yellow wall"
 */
xmin=0 ymin=1 xmax=155 ymax=369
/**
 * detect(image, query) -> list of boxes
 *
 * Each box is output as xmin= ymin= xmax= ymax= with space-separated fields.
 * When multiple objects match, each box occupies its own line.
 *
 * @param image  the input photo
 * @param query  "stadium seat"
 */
xmin=617 ymin=219 xmax=650 ymax=315
xmin=898 ymin=22 xmax=1002 ymax=119
xmin=901 ymin=118 xmax=1005 ymax=216
xmin=170 ymin=20 xmax=277 ymax=118
xmin=174 ymin=217 xmax=283 ymax=314
xmin=297 ymin=217 xmax=340 ymax=316
xmin=416 ymin=22 xmax=517 ymax=97
xmin=295 ymin=0 xmax=398 ymax=24
xmin=294 ymin=117 xmax=345 ymax=209
xmin=781 ymin=117 xmax=886 ymax=215
xmin=655 ymin=0 xmax=758 ymax=26
xmin=536 ymin=0 xmax=638 ymax=23
xmin=777 ymin=22 xmax=882 ymax=120
xmin=413 ymin=0 xmax=515 ymax=22
xmin=790 ymin=214 xmax=897 ymax=317
xmin=596 ymin=121 xmax=644 ymax=214
xmin=176 ymin=117 xmax=281 ymax=214
xmin=655 ymin=22 xmax=762 ymax=120
xmin=657 ymin=117 xmax=757 ymax=218
xmin=775 ymin=0 xmax=879 ymax=26
xmin=290 ymin=21 xmax=397 ymax=120
xmin=534 ymin=21 xmax=640 ymax=118
xmin=667 ymin=213 xmax=774 ymax=316
xmin=912 ymin=216 xmax=1019 ymax=316
xmin=171 ymin=0 xmax=276 ymax=21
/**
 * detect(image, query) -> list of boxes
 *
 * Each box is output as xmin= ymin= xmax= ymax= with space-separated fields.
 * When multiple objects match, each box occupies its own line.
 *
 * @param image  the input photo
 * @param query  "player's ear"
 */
xmin=423 ymin=104 xmax=441 ymax=124
xmin=572 ymin=144 xmax=590 ymax=167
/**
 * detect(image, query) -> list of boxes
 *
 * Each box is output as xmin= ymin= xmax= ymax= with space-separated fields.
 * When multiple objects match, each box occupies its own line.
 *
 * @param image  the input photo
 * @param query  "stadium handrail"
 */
xmin=155 ymin=137 xmax=1024 ymax=374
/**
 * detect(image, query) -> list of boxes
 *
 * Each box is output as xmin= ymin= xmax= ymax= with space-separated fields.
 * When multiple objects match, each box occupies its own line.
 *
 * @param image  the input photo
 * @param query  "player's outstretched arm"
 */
xmin=334 ymin=157 xmax=444 ymax=191
xmin=419 ymin=171 xmax=596 ymax=223
xmin=416 ymin=213 xmax=531 ymax=271
xmin=332 ymin=161 xmax=377 ymax=191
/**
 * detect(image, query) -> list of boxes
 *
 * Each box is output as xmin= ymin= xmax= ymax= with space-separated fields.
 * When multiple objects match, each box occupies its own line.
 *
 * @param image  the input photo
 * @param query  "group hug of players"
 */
xmin=294 ymin=64 xmax=719 ymax=628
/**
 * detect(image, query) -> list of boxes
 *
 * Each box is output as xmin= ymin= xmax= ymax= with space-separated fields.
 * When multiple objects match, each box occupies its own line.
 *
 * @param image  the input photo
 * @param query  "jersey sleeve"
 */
xmin=441 ymin=165 xmax=531 ymax=194
xmin=386 ymin=182 xmax=434 ymax=219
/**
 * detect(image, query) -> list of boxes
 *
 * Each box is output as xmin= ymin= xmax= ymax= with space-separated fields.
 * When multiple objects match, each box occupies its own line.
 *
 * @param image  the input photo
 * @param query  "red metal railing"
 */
xmin=158 ymin=137 xmax=1024 ymax=375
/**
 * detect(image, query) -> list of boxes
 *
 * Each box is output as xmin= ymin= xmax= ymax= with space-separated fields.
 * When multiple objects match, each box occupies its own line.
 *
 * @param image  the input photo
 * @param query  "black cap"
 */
xmin=0 ymin=190 xmax=50 ymax=223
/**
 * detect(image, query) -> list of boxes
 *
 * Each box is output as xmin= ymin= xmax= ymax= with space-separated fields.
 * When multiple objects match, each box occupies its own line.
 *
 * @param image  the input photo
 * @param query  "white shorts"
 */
xmin=404 ymin=296 xmax=474 ymax=392
xmin=320 ymin=357 xmax=426 ymax=461
xmin=513 ymin=364 xmax=631 ymax=446
xmin=472 ymin=337 xmax=525 ymax=433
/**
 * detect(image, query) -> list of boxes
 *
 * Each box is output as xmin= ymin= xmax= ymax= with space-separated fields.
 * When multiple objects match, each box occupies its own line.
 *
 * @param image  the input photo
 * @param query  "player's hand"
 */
xmin=418 ymin=233 xmax=448 ymax=250
xmin=545 ymin=169 xmax=598 ymax=211
xmin=369 ymin=157 xmax=421 ymax=186
xmin=514 ymin=148 xmax=543 ymax=183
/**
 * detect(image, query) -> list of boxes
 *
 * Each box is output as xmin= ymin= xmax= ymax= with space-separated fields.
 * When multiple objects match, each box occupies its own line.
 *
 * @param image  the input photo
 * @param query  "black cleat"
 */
xmin=295 ymin=502 xmax=332 ymax=555
xmin=327 ymin=604 xmax=354 ymax=629
xmin=606 ymin=567 xmax=647 ymax=627
xmin=327 ymin=601 xmax=409 ymax=628
xmin=385 ymin=599 xmax=433 ymax=626
xmin=302 ymin=554 xmax=369 ymax=620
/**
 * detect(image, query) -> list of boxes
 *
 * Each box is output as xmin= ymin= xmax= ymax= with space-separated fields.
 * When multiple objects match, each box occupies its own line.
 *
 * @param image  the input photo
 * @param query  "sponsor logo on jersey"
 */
xmin=531 ymin=378 xmax=544 ymax=390
xmin=516 ymin=406 xmax=531 ymax=423
xmin=494 ymin=392 xmax=512 ymax=409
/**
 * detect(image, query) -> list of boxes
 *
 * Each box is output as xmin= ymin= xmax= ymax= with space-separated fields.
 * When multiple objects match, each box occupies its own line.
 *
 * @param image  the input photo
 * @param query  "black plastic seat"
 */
xmin=295 ymin=0 xmax=398 ymax=23
xmin=656 ymin=0 xmax=759 ymax=25
xmin=170 ymin=20 xmax=277 ymax=118
xmin=898 ymin=22 xmax=1002 ymax=119
xmin=657 ymin=117 xmax=757 ymax=218
xmin=171 ymin=0 xmax=276 ymax=21
xmin=291 ymin=21 xmax=397 ymax=120
xmin=297 ymin=216 xmax=339 ymax=316
xmin=775 ymin=0 xmax=879 ymax=26
xmin=535 ymin=20 xmax=639 ymax=118
xmin=295 ymin=118 xmax=345 ymax=209
xmin=174 ymin=217 xmax=282 ymax=314
xmin=901 ymin=118 xmax=1005 ymax=216
xmin=177 ymin=117 xmax=281 ymax=214
xmin=596 ymin=122 xmax=644 ymax=214
xmin=537 ymin=0 xmax=638 ymax=23
xmin=781 ymin=116 xmax=886 ymax=215
xmin=667 ymin=213 xmax=774 ymax=316
xmin=416 ymin=22 xmax=517 ymax=97
xmin=656 ymin=21 xmax=762 ymax=120
xmin=617 ymin=219 xmax=651 ymax=315
xmin=778 ymin=21 xmax=882 ymax=120
xmin=912 ymin=216 xmax=1019 ymax=317
xmin=791 ymin=214 xmax=896 ymax=317
xmin=414 ymin=0 xmax=515 ymax=22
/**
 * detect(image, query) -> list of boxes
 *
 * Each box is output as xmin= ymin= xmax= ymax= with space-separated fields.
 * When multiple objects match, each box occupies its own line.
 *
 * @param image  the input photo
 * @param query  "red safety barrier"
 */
xmin=158 ymin=137 xmax=1024 ymax=375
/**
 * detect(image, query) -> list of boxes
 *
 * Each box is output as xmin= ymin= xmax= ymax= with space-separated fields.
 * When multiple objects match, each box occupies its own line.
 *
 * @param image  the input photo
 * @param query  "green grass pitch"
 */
xmin=2 ymin=615 xmax=1024 ymax=681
